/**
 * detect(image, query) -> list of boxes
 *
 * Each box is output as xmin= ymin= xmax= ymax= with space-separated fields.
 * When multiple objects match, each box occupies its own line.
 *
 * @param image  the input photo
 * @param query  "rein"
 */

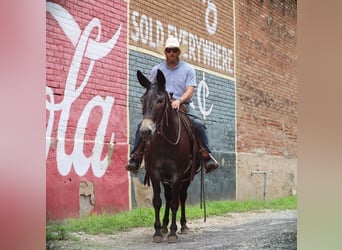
xmin=157 ymin=93 xmax=182 ymax=145
xmin=159 ymin=96 xmax=207 ymax=222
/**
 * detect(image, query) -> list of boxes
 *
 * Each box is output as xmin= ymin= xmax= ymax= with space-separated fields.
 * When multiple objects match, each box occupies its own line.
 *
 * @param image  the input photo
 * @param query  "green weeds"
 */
xmin=46 ymin=195 xmax=296 ymax=240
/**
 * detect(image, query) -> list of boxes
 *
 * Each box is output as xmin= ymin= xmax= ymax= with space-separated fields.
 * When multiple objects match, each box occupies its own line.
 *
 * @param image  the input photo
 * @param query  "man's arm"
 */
xmin=172 ymin=86 xmax=194 ymax=110
xmin=178 ymin=86 xmax=194 ymax=103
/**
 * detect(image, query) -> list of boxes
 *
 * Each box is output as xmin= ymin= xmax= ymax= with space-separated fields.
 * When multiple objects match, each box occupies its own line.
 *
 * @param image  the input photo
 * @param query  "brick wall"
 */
xmin=235 ymin=0 xmax=297 ymax=199
xmin=236 ymin=0 xmax=297 ymax=156
xmin=46 ymin=0 xmax=297 ymax=219
xmin=127 ymin=0 xmax=236 ymax=207
xmin=129 ymin=0 xmax=234 ymax=76
xmin=128 ymin=51 xmax=236 ymax=207
xmin=46 ymin=0 xmax=129 ymax=220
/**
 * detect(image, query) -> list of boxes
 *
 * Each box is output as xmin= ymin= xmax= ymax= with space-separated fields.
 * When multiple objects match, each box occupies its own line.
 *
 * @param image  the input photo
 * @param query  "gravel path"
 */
xmin=47 ymin=209 xmax=297 ymax=250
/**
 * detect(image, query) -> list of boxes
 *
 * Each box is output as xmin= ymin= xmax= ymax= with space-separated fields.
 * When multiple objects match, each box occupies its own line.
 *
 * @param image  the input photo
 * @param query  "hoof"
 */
xmin=152 ymin=235 xmax=163 ymax=243
xmin=167 ymin=235 xmax=178 ymax=243
xmin=181 ymin=226 xmax=189 ymax=234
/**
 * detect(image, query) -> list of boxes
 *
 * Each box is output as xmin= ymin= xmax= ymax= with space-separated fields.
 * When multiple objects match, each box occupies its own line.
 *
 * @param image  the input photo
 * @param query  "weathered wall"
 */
xmin=46 ymin=0 xmax=297 ymax=220
xmin=46 ymin=0 xmax=129 ymax=220
xmin=235 ymin=0 xmax=297 ymax=200
xmin=127 ymin=0 xmax=236 ymax=207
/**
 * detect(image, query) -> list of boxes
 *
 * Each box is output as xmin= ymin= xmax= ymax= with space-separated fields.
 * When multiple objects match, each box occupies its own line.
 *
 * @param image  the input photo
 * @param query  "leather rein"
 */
xmin=156 ymin=92 xmax=182 ymax=145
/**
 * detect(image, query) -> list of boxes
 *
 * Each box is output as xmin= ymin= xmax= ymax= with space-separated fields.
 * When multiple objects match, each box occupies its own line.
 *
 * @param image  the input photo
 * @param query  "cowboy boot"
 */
xmin=126 ymin=141 xmax=144 ymax=174
xmin=201 ymin=150 xmax=219 ymax=173
xmin=197 ymin=139 xmax=219 ymax=173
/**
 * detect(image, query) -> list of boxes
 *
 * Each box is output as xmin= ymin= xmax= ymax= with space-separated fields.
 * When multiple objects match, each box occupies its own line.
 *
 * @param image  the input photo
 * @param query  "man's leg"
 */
xmin=126 ymin=122 xmax=144 ymax=174
xmin=185 ymin=104 xmax=219 ymax=173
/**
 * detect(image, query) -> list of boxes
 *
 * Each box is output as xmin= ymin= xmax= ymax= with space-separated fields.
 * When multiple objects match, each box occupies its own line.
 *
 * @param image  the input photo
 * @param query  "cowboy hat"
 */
xmin=157 ymin=36 xmax=188 ymax=56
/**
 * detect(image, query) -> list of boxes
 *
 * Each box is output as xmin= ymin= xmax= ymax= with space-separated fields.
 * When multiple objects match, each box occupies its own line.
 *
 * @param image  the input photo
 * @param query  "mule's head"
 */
xmin=137 ymin=69 xmax=167 ymax=141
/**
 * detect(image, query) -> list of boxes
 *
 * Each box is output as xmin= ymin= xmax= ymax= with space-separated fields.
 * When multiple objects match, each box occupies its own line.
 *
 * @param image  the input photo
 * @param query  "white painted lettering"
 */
xmin=156 ymin=19 xmax=164 ymax=47
xmin=148 ymin=16 xmax=156 ymax=48
xmin=131 ymin=11 xmax=140 ymax=42
xmin=197 ymin=72 xmax=213 ymax=120
xmin=46 ymin=2 xmax=121 ymax=177
xmin=140 ymin=14 xmax=149 ymax=44
xmin=130 ymin=5 xmax=234 ymax=75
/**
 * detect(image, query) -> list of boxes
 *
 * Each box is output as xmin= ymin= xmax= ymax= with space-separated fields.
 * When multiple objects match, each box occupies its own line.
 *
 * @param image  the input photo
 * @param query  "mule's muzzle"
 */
xmin=140 ymin=118 xmax=156 ymax=141
xmin=140 ymin=128 xmax=152 ymax=140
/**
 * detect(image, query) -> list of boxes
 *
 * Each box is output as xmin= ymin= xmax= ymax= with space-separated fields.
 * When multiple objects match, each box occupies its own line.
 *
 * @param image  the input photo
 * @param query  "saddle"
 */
xmin=170 ymin=97 xmax=202 ymax=181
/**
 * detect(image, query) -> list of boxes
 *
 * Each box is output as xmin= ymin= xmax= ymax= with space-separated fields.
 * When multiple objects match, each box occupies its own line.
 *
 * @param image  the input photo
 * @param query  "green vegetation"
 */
xmin=46 ymin=195 xmax=296 ymax=240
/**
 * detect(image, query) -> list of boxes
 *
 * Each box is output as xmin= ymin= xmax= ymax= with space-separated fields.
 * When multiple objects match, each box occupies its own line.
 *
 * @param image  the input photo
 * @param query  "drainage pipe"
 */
xmin=251 ymin=171 xmax=267 ymax=200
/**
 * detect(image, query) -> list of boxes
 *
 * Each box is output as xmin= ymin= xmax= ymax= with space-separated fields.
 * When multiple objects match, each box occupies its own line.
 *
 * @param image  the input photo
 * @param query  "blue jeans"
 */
xmin=130 ymin=103 xmax=212 ymax=155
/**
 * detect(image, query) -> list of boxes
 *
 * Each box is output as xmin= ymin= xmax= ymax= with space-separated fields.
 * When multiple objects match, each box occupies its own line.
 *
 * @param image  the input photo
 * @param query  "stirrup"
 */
xmin=125 ymin=152 xmax=143 ymax=174
xmin=125 ymin=159 xmax=140 ymax=174
xmin=201 ymin=152 xmax=219 ymax=173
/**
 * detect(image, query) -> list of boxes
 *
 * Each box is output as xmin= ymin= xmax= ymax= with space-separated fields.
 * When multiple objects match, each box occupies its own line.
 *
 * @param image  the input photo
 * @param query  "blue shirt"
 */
xmin=150 ymin=61 xmax=196 ymax=102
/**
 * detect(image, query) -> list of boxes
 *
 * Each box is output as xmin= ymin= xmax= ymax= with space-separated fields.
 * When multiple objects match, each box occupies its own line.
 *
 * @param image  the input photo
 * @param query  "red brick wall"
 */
xmin=129 ymin=0 xmax=234 ymax=76
xmin=236 ymin=0 xmax=297 ymax=157
xmin=46 ymin=0 xmax=129 ymax=220
xmin=235 ymin=0 xmax=297 ymax=200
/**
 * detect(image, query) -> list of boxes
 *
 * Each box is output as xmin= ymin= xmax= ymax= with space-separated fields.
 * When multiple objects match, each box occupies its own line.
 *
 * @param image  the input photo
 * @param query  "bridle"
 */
xmin=156 ymin=91 xmax=182 ymax=145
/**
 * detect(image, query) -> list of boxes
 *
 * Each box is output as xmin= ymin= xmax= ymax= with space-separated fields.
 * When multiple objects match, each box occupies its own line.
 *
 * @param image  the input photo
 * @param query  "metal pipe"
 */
xmin=251 ymin=171 xmax=267 ymax=200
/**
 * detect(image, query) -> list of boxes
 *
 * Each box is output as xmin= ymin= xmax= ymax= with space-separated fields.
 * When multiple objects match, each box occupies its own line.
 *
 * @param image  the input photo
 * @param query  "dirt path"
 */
xmin=47 ymin=209 xmax=297 ymax=249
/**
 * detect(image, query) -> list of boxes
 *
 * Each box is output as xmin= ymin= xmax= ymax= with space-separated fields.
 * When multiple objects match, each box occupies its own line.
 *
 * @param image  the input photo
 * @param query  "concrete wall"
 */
xmin=237 ymin=153 xmax=297 ymax=200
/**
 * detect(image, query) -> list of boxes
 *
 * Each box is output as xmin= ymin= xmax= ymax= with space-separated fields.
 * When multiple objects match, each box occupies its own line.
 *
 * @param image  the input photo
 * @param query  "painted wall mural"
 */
xmin=46 ymin=2 xmax=122 ymax=177
xmin=46 ymin=0 xmax=236 ymax=219
xmin=128 ymin=0 xmax=236 ymax=207
xmin=46 ymin=0 xmax=129 ymax=220
xmin=129 ymin=0 xmax=234 ymax=77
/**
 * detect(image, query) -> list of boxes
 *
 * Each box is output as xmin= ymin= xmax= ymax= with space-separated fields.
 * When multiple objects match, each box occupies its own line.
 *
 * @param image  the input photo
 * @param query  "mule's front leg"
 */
xmin=152 ymin=180 xmax=163 ymax=243
xmin=168 ymin=182 xmax=181 ymax=243
xmin=161 ymin=184 xmax=171 ymax=234
xmin=179 ymin=181 xmax=191 ymax=234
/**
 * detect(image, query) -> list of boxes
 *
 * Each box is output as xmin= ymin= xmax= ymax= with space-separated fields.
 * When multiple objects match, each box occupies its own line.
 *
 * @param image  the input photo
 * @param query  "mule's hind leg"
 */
xmin=151 ymin=180 xmax=163 ymax=243
xmin=179 ymin=180 xmax=191 ymax=234
xmin=161 ymin=184 xmax=171 ymax=234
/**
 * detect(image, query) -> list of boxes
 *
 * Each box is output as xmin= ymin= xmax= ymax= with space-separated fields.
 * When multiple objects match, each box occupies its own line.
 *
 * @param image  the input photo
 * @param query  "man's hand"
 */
xmin=171 ymin=99 xmax=182 ymax=111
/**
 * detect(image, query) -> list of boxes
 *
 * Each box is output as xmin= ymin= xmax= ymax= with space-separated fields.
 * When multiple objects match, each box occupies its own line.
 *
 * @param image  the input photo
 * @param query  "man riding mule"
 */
xmin=126 ymin=36 xmax=219 ymax=174
xmin=133 ymin=68 xmax=209 ymax=242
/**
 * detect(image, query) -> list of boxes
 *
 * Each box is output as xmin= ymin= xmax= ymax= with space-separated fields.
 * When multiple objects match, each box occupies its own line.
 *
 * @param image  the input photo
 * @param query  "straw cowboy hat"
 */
xmin=157 ymin=36 xmax=188 ymax=56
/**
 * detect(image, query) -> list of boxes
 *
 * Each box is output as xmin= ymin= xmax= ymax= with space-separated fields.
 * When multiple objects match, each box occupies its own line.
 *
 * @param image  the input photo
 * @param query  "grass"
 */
xmin=46 ymin=195 xmax=296 ymax=240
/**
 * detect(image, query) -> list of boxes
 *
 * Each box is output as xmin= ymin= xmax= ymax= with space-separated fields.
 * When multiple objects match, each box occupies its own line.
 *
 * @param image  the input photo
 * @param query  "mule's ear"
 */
xmin=156 ymin=69 xmax=166 ymax=91
xmin=137 ymin=70 xmax=151 ymax=89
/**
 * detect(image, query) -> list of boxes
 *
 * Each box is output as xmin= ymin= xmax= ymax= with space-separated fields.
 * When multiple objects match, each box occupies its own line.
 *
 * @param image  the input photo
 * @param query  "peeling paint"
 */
xmin=49 ymin=138 xmax=57 ymax=148
xmin=79 ymin=181 xmax=95 ymax=216
xmin=107 ymin=143 xmax=115 ymax=167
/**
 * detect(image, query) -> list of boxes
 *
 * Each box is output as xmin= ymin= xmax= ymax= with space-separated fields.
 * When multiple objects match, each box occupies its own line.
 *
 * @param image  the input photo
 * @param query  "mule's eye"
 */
xmin=157 ymin=96 xmax=164 ymax=104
